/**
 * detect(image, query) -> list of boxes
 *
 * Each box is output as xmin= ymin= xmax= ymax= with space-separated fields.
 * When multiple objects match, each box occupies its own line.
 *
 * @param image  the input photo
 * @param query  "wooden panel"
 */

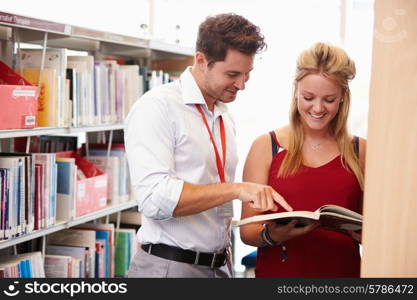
xmin=361 ymin=0 xmax=417 ymax=277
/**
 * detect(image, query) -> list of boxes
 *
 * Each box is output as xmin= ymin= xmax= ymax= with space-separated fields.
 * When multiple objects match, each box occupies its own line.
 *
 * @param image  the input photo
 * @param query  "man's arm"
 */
xmin=174 ymin=181 xmax=292 ymax=217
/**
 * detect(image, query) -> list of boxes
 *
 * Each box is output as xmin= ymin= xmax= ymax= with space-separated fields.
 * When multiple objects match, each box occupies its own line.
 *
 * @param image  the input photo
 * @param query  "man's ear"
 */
xmin=195 ymin=51 xmax=208 ymax=70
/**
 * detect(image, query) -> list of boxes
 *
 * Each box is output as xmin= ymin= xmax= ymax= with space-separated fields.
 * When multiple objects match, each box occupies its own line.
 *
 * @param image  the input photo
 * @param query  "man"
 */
xmin=125 ymin=13 xmax=292 ymax=278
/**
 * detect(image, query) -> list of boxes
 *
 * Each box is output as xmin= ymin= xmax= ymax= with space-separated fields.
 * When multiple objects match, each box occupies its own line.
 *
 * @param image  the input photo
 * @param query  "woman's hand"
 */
xmin=348 ymin=230 xmax=362 ymax=243
xmin=267 ymin=219 xmax=319 ymax=244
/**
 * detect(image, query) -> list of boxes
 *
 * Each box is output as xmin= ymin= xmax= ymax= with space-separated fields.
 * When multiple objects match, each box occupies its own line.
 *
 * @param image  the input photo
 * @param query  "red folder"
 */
xmin=0 ymin=61 xmax=38 ymax=129
xmin=56 ymin=151 xmax=108 ymax=217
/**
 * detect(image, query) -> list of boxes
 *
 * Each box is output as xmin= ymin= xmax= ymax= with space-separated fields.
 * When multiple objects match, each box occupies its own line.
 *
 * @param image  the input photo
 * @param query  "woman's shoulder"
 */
xmin=250 ymin=132 xmax=271 ymax=152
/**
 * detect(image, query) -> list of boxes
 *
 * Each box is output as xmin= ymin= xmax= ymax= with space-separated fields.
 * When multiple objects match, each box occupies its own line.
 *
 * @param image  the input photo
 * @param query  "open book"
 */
xmin=235 ymin=205 xmax=362 ymax=235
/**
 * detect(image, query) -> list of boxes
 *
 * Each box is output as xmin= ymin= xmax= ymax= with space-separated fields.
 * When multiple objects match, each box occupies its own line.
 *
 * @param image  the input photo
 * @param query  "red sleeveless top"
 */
xmin=255 ymin=132 xmax=362 ymax=278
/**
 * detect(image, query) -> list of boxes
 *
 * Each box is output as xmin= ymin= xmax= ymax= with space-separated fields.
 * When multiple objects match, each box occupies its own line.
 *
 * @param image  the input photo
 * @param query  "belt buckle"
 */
xmin=210 ymin=253 xmax=218 ymax=269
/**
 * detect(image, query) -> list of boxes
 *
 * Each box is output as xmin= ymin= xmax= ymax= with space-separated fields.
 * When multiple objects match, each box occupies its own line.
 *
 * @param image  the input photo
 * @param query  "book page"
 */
xmin=319 ymin=214 xmax=362 ymax=234
xmin=235 ymin=211 xmax=319 ymax=227
xmin=319 ymin=205 xmax=362 ymax=220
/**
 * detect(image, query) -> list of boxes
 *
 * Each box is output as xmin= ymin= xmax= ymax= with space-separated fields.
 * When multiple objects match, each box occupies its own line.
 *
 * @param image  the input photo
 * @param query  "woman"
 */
xmin=240 ymin=42 xmax=366 ymax=277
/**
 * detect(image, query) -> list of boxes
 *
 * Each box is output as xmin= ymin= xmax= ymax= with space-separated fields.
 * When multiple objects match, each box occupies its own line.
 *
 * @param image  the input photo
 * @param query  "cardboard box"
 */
xmin=56 ymin=151 xmax=108 ymax=217
xmin=0 ymin=61 xmax=38 ymax=129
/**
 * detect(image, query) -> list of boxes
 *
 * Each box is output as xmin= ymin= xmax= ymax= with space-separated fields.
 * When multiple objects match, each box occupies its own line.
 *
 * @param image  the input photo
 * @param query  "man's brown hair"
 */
xmin=196 ymin=13 xmax=266 ymax=66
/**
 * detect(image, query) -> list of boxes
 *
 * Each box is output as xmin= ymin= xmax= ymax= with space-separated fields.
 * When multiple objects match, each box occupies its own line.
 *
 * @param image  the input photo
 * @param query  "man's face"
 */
xmin=202 ymin=49 xmax=254 ymax=104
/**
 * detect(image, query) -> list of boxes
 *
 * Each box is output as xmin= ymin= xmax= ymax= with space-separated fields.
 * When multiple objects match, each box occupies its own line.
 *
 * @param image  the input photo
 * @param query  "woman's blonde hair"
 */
xmin=278 ymin=42 xmax=364 ymax=189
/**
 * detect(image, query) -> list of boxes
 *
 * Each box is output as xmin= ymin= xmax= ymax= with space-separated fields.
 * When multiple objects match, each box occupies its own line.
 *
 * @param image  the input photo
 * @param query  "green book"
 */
xmin=114 ymin=231 xmax=130 ymax=277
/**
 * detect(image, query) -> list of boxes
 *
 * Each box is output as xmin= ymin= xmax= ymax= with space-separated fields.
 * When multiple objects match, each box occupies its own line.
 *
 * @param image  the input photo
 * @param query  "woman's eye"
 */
xmin=325 ymin=98 xmax=336 ymax=103
xmin=303 ymin=96 xmax=313 ymax=101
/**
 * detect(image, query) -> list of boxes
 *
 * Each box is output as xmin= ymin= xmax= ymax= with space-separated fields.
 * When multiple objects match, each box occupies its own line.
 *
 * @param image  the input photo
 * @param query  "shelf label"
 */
xmin=24 ymin=115 xmax=36 ymax=126
xmin=78 ymin=182 xmax=86 ymax=198
xmin=0 ymin=11 xmax=67 ymax=33
xmin=13 ymin=89 xmax=36 ymax=97
xmin=99 ymin=197 xmax=107 ymax=207
xmin=95 ymin=179 xmax=107 ymax=188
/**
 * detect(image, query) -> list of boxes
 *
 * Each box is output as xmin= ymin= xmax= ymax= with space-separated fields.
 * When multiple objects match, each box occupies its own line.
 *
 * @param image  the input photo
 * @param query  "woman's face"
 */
xmin=296 ymin=73 xmax=343 ymax=132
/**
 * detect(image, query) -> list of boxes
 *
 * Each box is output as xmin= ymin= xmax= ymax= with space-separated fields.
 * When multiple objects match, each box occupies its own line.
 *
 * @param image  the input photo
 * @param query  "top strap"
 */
xmin=269 ymin=131 xmax=281 ymax=157
xmin=268 ymin=132 xmax=359 ymax=158
xmin=353 ymin=136 xmax=360 ymax=158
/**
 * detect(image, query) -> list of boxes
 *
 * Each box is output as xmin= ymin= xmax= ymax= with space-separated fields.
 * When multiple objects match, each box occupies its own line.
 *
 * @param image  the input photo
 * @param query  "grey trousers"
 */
xmin=128 ymin=247 xmax=233 ymax=278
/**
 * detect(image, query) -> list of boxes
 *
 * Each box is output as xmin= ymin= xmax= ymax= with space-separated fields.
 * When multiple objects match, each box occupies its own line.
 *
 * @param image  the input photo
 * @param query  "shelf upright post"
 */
xmin=105 ymin=129 xmax=114 ymax=171
xmin=100 ymin=132 xmax=105 ymax=144
xmin=116 ymin=211 xmax=121 ymax=230
xmin=13 ymin=28 xmax=20 ymax=70
xmin=41 ymin=235 xmax=46 ymax=260
xmin=37 ymin=32 xmax=48 ymax=92
xmin=85 ymin=132 xmax=90 ymax=159
xmin=25 ymin=136 xmax=31 ymax=153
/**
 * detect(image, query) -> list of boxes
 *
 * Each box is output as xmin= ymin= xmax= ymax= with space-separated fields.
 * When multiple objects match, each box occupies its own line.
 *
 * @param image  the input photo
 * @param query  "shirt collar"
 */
xmin=180 ymin=67 xmax=228 ymax=116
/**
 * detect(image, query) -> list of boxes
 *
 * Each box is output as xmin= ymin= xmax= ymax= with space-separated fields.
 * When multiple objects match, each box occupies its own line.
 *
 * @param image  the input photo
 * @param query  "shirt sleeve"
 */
xmin=124 ymin=95 xmax=184 ymax=220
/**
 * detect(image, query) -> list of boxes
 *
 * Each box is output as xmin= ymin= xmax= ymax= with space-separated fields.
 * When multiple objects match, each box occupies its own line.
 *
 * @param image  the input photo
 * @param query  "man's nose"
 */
xmin=234 ymin=76 xmax=246 ymax=90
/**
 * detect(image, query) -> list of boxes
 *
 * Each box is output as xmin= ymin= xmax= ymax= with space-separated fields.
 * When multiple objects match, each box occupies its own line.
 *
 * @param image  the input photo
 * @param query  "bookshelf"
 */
xmin=0 ymin=9 xmax=193 ymax=272
xmin=0 ymin=124 xmax=125 ymax=139
xmin=0 ymin=200 xmax=137 ymax=250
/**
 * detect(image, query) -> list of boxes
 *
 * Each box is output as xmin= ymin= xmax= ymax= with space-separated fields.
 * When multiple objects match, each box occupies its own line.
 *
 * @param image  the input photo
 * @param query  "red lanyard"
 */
xmin=195 ymin=104 xmax=226 ymax=183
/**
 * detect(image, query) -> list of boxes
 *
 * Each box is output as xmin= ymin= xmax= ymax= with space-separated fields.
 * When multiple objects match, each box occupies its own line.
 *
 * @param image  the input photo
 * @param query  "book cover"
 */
xmin=19 ymin=68 xmax=58 ymax=127
xmin=46 ymin=245 xmax=86 ymax=278
xmin=114 ymin=230 xmax=129 ymax=277
xmin=19 ymin=48 xmax=67 ymax=127
xmin=44 ymin=254 xmax=72 ymax=278
xmin=56 ymin=157 xmax=76 ymax=222
xmin=47 ymin=229 xmax=96 ymax=278
xmin=76 ymin=223 xmax=114 ymax=278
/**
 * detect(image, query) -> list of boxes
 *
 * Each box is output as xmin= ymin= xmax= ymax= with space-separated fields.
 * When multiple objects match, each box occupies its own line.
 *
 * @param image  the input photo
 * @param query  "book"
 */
xmin=18 ymin=68 xmax=58 ymax=127
xmin=47 ymin=229 xmax=96 ymax=278
xmin=44 ymin=255 xmax=72 ymax=278
xmin=67 ymin=56 xmax=94 ymax=126
xmin=56 ymin=157 xmax=76 ymax=222
xmin=235 ymin=204 xmax=362 ymax=235
xmin=46 ymin=245 xmax=86 ymax=278
xmin=114 ymin=230 xmax=129 ymax=277
xmin=19 ymin=48 xmax=67 ymax=127
xmin=0 ymin=252 xmax=44 ymax=278
xmin=76 ymin=223 xmax=114 ymax=277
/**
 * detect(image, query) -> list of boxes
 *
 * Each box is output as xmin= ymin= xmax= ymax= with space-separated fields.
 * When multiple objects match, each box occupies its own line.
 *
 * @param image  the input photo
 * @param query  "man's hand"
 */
xmin=236 ymin=182 xmax=293 ymax=212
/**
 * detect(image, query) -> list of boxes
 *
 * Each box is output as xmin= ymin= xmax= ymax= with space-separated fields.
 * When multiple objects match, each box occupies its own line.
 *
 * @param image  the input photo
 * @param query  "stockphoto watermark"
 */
xmin=2 ymin=280 xmax=128 ymax=297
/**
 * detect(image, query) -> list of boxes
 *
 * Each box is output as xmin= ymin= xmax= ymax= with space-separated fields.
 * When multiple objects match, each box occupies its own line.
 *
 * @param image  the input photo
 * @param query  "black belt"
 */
xmin=141 ymin=243 xmax=228 ymax=269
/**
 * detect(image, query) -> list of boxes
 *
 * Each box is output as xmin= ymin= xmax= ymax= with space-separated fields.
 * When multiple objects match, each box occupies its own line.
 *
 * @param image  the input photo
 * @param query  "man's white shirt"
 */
xmin=125 ymin=67 xmax=238 ymax=253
